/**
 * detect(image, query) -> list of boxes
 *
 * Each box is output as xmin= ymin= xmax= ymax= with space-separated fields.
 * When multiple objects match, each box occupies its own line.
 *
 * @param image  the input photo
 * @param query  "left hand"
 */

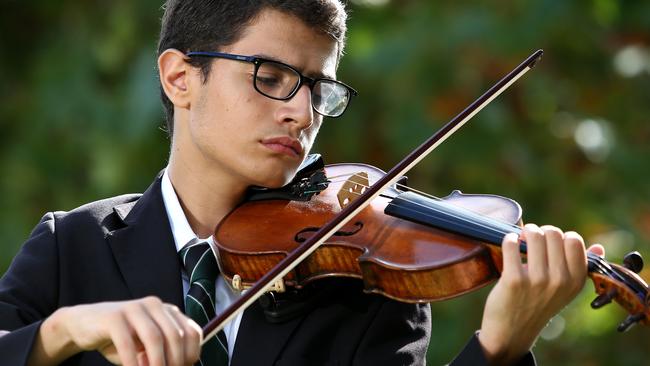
xmin=478 ymin=223 xmax=605 ymax=365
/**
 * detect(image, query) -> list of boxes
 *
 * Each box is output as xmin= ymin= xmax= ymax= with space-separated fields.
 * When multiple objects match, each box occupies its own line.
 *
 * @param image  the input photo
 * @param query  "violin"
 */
xmin=216 ymin=159 xmax=522 ymax=303
xmin=200 ymin=49 xmax=650 ymax=344
xmin=215 ymin=157 xmax=649 ymax=331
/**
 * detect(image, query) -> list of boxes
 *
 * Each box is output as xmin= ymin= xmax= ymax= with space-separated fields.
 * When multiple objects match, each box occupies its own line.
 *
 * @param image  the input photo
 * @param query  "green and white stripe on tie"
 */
xmin=180 ymin=242 xmax=229 ymax=366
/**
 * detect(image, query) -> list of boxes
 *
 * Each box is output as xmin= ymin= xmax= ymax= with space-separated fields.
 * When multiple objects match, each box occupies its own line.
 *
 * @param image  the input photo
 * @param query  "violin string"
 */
xmin=326 ymin=177 xmax=523 ymax=242
xmin=320 ymin=174 xmax=641 ymax=288
xmin=323 ymin=173 xmax=633 ymax=280
xmin=325 ymin=172 xmax=523 ymax=233
xmin=322 ymin=176 xmax=523 ymax=250
xmin=329 ymin=183 xmax=628 ymax=282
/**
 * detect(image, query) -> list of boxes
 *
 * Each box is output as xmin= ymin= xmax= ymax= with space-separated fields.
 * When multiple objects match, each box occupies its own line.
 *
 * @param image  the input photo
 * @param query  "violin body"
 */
xmin=214 ymin=163 xmax=523 ymax=303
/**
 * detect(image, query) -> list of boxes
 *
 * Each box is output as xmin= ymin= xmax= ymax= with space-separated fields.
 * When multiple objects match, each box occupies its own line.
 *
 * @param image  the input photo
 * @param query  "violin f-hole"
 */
xmin=294 ymin=221 xmax=364 ymax=243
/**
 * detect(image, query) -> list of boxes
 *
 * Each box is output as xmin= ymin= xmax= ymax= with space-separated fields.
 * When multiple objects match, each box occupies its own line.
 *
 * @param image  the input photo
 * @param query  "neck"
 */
xmin=167 ymin=153 xmax=248 ymax=239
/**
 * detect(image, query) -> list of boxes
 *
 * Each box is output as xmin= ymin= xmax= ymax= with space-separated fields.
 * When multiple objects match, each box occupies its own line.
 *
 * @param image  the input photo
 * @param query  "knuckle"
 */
xmin=186 ymin=321 xmax=202 ymax=341
xmin=564 ymin=231 xmax=585 ymax=246
xmin=525 ymin=225 xmax=544 ymax=241
xmin=541 ymin=225 xmax=564 ymax=241
xmin=551 ymin=265 xmax=569 ymax=279
xmin=168 ymin=328 xmax=183 ymax=343
xmin=107 ymin=309 xmax=126 ymax=323
xmin=166 ymin=304 xmax=181 ymax=313
xmin=524 ymin=223 xmax=540 ymax=232
xmin=140 ymin=324 xmax=163 ymax=345
xmin=123 ymin=301 xmax=141 ymax=313
xmin=541 ymin=225 xmax=563 ymax=235
xmin=503 ymin=273 xmax=525 ymax=290
xmin=548 ymin=274 xmax=565 ymax=291
xmin=529 ymin=273 xmax=548 ymax=289
xmin=142 ymin=296 xmax=163 ymax=307
xmin=185 ymin=323 xmax=202 ymax=349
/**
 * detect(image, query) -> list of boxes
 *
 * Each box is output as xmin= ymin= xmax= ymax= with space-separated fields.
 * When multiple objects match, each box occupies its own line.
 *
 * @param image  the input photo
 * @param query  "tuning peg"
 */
xmin=617 ymin=313 xmax=645 ymax=332
xmin=591 ymin=290 xmax=617 ymax=309
xmin=623 ymin=251 xmax=644 ymax=273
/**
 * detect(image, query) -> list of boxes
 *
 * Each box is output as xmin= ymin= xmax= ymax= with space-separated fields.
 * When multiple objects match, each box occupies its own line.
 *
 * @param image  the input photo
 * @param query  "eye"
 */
xmin=256 ymin=73 xmax=282 ymax=88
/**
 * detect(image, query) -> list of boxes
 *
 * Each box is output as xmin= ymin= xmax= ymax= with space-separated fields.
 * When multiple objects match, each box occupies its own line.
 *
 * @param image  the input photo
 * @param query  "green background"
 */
xmin=2 ymin=0 xmax=649 ymax=364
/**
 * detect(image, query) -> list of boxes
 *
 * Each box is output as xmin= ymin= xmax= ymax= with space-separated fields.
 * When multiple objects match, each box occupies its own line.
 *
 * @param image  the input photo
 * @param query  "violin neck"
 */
xmin=385 ymin=190 xmax=650 ymax=331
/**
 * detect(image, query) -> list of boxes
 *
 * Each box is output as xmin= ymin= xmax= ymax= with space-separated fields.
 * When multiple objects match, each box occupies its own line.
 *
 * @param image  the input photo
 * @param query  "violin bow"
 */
xmin=201 ymin=49 xmax=545 ymax=344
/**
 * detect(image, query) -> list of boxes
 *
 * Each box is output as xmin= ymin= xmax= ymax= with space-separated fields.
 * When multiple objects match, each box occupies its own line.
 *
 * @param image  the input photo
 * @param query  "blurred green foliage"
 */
xmin=2 ymin=0 xmax=649 ymax=364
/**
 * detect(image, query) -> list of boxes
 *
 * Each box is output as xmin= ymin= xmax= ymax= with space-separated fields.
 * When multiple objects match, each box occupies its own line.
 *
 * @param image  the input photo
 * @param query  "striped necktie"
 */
xmin=179 ymin=242 xmax=229 ymax=366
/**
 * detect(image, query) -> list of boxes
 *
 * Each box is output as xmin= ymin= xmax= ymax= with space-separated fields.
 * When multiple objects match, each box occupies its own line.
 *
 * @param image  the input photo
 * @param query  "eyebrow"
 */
xmin=253 ymin=53 xmax=336 ymax=80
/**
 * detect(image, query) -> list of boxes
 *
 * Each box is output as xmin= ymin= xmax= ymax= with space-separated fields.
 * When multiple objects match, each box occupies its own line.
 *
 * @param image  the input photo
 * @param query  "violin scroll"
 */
xmin=588 ymin=251 xmax=650 ymax=332
xmin=623 ymin=251 xmax=644 ymax=273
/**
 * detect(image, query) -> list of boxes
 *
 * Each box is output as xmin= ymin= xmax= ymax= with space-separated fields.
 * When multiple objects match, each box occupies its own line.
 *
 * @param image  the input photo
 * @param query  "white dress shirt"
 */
xmin=161 ymin=169 xmax=243 ymax=363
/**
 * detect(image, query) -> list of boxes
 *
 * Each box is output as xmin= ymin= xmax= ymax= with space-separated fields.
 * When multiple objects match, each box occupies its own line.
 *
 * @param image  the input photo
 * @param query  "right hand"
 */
xmin=48 ymin=296 xmax=202 ymax=366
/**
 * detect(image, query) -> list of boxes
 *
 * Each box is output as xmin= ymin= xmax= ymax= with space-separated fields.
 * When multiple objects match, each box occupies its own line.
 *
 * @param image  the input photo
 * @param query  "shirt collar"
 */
xmin=161 ymin=168 xmax=205 ymax=252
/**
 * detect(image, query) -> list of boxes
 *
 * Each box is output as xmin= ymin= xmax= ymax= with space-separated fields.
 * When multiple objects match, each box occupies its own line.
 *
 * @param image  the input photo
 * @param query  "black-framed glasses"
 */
xmin=185 ymin=51 xmax=358 ymax=118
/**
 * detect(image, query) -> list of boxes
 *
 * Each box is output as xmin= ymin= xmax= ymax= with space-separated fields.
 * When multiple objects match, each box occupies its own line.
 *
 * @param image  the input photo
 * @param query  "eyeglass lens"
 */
xmin=254 ymin=62 xmax=300 ymax=100
xmin=254 ymin=61 xmax=350 ymax=117
xmin=313 ymin=81 xmax=349 ymax=117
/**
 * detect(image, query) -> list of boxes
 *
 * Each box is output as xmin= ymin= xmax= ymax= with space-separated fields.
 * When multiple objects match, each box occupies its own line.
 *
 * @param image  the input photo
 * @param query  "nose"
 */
xmin=275 ymin=84 xmax=314 ymax=131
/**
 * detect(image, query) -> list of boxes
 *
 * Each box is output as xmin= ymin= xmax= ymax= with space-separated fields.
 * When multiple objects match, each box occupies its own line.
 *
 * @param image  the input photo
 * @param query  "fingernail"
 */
xmin=524 ymin=223 xmax=539 ymax=231
xmin=504 ymin=232 xmax=519 ymax=242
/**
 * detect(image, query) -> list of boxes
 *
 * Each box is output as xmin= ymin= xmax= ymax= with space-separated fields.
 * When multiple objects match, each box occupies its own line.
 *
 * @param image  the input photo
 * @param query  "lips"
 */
xmin=260 ymin=136 xmax=304 ymax=158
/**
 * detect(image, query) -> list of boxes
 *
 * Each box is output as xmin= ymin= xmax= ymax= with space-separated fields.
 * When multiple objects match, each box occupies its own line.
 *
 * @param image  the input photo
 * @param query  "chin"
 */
xmin=250 ymin=167 xmax=295 ymax=189
xmin=259 ymin=174 xmax=293 ymax=189
xmin=244 ymin=155 xmax=302 ymax=188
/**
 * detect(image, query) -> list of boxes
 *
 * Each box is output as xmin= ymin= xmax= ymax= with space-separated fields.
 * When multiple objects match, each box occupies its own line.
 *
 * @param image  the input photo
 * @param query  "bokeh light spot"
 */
xmin=613 ymin=45 xmax=648 ymax=78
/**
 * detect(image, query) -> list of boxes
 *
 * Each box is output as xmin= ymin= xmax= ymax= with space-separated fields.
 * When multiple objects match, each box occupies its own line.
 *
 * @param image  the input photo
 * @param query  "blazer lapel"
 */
xmin=106 ymin=176 xmax=184 ymax=309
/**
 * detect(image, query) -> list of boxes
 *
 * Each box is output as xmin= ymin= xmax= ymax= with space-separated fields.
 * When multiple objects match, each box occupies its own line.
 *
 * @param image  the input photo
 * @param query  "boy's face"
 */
xmin=183 ymin=9 xmax=339 ymax=189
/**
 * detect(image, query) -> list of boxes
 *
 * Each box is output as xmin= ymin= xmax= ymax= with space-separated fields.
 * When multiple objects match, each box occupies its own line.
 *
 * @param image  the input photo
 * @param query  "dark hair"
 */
xmin=157 ymin=0 xmax=348 ymax=136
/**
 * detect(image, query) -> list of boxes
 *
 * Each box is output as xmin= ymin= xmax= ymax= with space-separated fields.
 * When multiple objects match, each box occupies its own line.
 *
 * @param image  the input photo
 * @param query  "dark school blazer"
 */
xmin=0 ymin=176 xmax=534 ymax=365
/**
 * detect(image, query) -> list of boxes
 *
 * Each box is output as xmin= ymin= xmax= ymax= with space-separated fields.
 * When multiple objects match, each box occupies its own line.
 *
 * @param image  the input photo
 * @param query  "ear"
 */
xmin=158 ymin=49 xmax=193 ymax=110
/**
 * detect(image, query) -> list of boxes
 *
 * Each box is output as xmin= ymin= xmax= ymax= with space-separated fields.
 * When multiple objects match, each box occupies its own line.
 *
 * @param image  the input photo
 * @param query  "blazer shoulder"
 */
xmin=49 ymin=193 xmax=142 ymax=234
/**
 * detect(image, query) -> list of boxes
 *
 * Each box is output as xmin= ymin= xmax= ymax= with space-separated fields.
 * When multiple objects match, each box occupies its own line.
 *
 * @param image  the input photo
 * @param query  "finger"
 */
xmin=124 ymin=300 xmax=166 ymax=366
xmin=147 ymin=302 xmax=185 ymax=366
xmin=167 ymin=306 xmax=202 ymax=365
xmin=501 ymin=232 xmax=524 ymax=277
xmin=108 ymin=313 xmax=139 ymax=366
xmin=565 ymin=231 xmax=587 ymax=282
xmin=523 ymin=223 xmax=548 ymax=284
xmin=541 ymin=225 xmax=569 ymax=286
xmin=137 ymin=351 xmax=150 ymax=366
xmin=587 ymin=243 xmax=605 ymax=258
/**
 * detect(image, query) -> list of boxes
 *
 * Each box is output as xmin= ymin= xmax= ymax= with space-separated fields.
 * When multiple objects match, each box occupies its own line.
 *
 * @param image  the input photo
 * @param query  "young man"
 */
xmin=0 ymin=1 xmax=603 ymax=365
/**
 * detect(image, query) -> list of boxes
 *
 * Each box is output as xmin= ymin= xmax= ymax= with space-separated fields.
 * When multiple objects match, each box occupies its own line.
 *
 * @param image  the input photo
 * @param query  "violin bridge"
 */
xmin=337 ymin=172 xmax=369 ymax=209
xmin=230 ymin=274 xmax=286 ymax=293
